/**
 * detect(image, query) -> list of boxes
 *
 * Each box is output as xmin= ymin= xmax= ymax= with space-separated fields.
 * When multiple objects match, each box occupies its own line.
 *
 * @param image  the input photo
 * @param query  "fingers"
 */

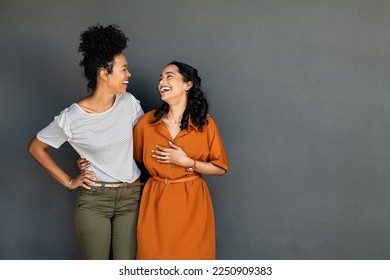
xmin=155 ymin=145 xmax=168 ymax=152
xmin=156 ymin=142 xmax=179 ymax=150
xmin=152 ymin=143 xmax=181 ymax=164
xmin=72 ymin=171 xmax=96 ymax=190
xmin=79 ymin=184 xmax=92 ymax=190
xmin=168 ymin=141 xmax=178 ymax=149
xmin=151 ymin=145 xmax=170 ymax=158
xmin=77 ymin=158 xmax=91 ymax=171
xmin=82 ymin=170 xmax=96 ymax=180
xmin=155 ymin=157 xmax=170 ymax=163
xmin=152 ymin=149 xmax=168 ymax=156
xmin=151 ymin=151 xmax=170 ymax=162
xmin=77 ymin=158 xmax=89 ymax=164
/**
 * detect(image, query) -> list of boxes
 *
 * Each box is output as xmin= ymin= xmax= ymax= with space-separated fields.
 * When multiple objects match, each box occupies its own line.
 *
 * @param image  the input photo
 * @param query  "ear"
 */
xmin=185 ymin=81 xmax=193 ymax=91
xmin=98 ymin=68 xmax=109 ymax=82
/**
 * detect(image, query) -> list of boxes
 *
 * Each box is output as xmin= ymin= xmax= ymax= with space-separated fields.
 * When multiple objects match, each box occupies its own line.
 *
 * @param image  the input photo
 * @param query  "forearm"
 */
xmin=184 ymin=158 xmax=226 ymax=176
xmin=153 ymin=142 xmax=227 ymax=176
xmin=34 ymin=152 xmax=71 ymax=186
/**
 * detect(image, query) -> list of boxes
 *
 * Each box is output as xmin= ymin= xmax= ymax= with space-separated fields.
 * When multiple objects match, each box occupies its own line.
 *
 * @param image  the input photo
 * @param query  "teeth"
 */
xmin=161 ymin=87 xmax=171 ymax=92
xmin=123 ymin=81 xmax=129 ymax=84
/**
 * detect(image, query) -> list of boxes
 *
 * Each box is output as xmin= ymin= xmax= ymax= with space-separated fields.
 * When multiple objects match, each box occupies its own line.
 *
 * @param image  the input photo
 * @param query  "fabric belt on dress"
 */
xmin=152 ymin=175 xmax=202 ymax=185
xmin=91 ymin=178 xmax=144 ymax=188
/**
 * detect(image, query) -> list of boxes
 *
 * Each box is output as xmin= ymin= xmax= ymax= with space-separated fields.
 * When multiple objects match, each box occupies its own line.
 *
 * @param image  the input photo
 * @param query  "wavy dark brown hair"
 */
xmin=150 ymin=61 xmax=209 ymax=131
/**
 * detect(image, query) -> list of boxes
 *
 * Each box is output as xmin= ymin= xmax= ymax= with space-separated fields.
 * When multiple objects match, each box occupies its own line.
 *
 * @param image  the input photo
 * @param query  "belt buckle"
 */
xmin=164 ymin=178 xmax=172 ymax=184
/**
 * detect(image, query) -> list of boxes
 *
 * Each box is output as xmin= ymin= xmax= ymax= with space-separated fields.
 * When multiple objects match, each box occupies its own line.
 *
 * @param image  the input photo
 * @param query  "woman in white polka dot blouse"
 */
xmin=27 ymin=24 xmax=144 ymax=260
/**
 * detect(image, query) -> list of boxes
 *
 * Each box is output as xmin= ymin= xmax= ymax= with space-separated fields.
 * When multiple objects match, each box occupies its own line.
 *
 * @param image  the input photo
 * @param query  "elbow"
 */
xmin=216 ymin=168 xmax=227 ymax=176
xmin=210 ymin=163 xmax=227 ymax=176
xmin=27 ymin=140 xmax=35 ymax=156
xmin=27 ymin=137 xmax=44 ymax=158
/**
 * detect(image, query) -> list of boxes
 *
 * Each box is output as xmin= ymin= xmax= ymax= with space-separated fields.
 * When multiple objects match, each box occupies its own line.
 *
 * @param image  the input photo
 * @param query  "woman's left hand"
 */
xmin=152 ymin=141 xmax=193 ymax=167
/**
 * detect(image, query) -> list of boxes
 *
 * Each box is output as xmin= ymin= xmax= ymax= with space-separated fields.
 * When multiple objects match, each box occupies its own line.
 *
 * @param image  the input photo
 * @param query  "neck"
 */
xmin=88 ymin=88 xmax=117 ymax=112
xmin=166 ymin=104 xmax=186 ymax=123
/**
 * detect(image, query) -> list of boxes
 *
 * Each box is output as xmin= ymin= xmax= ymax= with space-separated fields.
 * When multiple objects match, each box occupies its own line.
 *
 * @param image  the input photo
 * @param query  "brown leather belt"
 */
xmin=152 ymin=175 xmax=202 ymax=185
xmin=92 ymin=178 xmax=144 ymax=188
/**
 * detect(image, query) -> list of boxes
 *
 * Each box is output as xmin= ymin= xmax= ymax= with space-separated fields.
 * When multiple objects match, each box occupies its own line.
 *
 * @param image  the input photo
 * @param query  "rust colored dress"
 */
xmin=133 ymin=110 xmax=228 ymax=260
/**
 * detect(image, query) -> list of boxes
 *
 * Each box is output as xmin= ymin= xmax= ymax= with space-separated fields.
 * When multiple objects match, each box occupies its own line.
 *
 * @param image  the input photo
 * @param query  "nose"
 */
xmin=127 ymin=70 xmax=132 ymax=78
xmin=159 ymin=77 xmax=165 ymax=85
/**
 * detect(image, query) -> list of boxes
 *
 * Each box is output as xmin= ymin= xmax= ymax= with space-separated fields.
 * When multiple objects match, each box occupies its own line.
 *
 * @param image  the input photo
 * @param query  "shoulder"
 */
xmin=115 ymin=93 xmax=142 ymax=117
xmin=142 ymin=109 xmax=156 ymax=121
xmin=137 ymin=110 xmax=156 ymax=124
xmin=117 ymin=92 xmax=140 ymax=103
xmin=204 ymin=114 xmax=218 ymax=129
xmin=56 ymin=103 xmax=79 ymax=118
xmin=205 ymin=114 xmax=216 ymax=124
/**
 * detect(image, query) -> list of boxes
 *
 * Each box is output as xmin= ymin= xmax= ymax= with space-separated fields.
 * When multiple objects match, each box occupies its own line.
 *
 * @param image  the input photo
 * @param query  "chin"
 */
xmin=160 ymin=94 xmax=167 ymax=101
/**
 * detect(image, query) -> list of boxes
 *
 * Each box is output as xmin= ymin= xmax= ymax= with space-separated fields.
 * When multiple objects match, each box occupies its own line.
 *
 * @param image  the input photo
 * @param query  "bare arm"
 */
xmin=185 ymin=158 xmax=226 ymax=176
xmin=27 ymin=136 xmax=95 ymax=190
xmin=152 ymin=141 xmax=226 ymax=176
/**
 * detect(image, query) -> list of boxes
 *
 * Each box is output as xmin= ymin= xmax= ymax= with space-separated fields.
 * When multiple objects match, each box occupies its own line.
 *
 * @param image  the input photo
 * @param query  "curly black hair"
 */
xmin=150 ymin=61 xmax=209 ymax=131
xmin=78 ymin=24 xmax=128 ymax=91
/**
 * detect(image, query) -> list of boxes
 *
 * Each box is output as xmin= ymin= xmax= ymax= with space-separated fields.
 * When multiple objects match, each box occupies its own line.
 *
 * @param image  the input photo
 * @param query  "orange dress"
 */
xmin=133 ymin=110 xmax=228 ymax=260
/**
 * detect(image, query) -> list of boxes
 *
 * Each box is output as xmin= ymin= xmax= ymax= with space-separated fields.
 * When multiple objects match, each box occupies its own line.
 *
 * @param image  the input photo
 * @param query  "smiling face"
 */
xmin=106 ymin=53 xmax=131 ymax=94
xmin=158 ymin=64 xmax=192 ymax=103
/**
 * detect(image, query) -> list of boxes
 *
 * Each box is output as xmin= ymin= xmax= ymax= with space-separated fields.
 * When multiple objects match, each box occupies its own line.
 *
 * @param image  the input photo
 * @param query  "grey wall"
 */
xmin=1 ymin=0 xmax=390 ymax=259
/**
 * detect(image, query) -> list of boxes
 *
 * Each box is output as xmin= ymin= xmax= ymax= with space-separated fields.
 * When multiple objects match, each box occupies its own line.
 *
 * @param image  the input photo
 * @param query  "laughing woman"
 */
xmin=27 ymin=24 xmax=143 ymax=259
xmin=133 ymin=61 xmax=228 ymax=259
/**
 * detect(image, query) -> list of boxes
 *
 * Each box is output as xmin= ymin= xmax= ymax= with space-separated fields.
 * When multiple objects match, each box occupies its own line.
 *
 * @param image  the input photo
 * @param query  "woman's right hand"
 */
xmin=77 ymin=157 xmax=91 ymax=172
xmin=69 ymin=170 xmax=96 ymax=190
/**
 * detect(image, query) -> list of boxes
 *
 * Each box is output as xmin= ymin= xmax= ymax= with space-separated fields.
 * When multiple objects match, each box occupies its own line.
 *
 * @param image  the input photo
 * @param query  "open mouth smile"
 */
xmin=159 ymin=86 xmax=172 ymax=94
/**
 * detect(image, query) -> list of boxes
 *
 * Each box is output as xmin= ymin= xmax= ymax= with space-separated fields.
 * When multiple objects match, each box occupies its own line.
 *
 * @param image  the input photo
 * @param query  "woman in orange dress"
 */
xmin=134 ymin=61 xmax=228 ymax=259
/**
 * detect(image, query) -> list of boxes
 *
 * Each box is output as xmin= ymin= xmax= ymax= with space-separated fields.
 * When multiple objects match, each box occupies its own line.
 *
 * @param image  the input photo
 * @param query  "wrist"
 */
xmin=67 ymin=178 xmax=73 ymax=192
xmin=186 ymin=158 xmax=196 ymax=172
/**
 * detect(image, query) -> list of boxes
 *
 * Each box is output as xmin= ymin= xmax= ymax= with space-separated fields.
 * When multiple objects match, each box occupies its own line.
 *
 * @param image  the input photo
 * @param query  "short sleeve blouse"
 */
xmin=37 ymin=92 xmax=143 ymax=182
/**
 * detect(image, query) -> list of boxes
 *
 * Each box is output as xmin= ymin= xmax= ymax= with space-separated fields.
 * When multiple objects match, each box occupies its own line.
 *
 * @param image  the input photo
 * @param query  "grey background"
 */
xmin=1 ymin=0 xmax=390 ymax=259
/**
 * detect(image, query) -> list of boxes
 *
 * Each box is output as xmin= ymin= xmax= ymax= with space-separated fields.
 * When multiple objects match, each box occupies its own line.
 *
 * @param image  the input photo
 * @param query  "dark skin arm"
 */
xmin=27 ymin=137 xmax=95 ymax=190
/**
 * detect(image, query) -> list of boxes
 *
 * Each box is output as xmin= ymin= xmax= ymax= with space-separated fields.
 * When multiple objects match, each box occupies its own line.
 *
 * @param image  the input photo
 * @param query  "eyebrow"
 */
xmin=160 ymin=71 xmax=176 ymax=77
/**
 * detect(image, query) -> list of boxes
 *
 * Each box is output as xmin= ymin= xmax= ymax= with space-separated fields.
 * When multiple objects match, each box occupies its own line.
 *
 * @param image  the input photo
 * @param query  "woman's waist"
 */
xmin=87 ymin=166 xmax=141 ymax=183
xmin=150 ymin=174 xmax=202 ymax=184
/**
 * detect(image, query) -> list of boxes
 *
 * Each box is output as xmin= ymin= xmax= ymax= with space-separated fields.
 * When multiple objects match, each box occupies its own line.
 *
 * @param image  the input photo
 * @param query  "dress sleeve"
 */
xmin=36 ymin=109 xmax=72 ymax=149
xmin=133 ymin=116 xmax=145 ymax=163
xmin=206 ymin=117 xmax=228 ymax=172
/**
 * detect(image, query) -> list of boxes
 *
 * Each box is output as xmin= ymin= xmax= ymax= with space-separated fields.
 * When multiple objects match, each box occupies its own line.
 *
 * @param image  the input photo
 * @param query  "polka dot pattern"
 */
xmin=37 ymin=93 xmax=143 ymax=183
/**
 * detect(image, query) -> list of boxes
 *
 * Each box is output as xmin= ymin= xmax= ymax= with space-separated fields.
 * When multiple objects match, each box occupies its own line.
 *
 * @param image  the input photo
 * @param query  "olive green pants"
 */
xmin=74 ymin=186 xmax=141 ymax=260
